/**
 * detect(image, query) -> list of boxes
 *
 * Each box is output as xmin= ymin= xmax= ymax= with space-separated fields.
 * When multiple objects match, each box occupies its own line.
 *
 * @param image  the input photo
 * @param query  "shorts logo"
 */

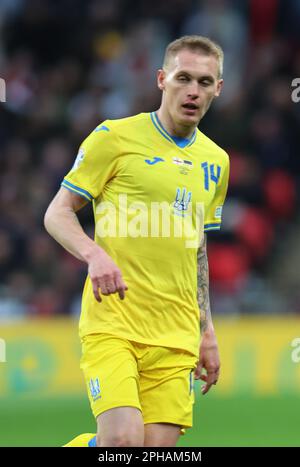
xmin=89 ymin=377 xmax=101 ymax=401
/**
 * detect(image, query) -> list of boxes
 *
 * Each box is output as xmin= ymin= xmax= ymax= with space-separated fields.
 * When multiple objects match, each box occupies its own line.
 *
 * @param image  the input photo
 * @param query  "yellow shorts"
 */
xmin=80 ymin=333 xmax=198 ymax=430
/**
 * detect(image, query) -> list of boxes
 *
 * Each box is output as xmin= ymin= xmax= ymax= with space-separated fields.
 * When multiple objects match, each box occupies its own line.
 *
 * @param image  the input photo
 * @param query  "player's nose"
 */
xmin=187 ymin=81 xmax=200 ymax=98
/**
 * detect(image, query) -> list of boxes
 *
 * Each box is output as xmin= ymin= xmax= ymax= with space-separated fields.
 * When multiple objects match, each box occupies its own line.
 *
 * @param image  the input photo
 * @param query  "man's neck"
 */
xmin=156 ymin=108 xmax=197 ymax=139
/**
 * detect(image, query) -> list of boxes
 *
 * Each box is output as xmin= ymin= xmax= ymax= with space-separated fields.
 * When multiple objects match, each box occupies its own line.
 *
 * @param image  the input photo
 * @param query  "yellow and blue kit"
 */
xmin=62 ymin=112 xmax=229 ymax=359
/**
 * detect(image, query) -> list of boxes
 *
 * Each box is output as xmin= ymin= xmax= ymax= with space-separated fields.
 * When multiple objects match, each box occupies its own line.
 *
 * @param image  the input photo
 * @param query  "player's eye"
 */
xmin=200 ymin=79 xmax=213 ymax=86
xmin=177 ymin=75 xmax=189 ymax=82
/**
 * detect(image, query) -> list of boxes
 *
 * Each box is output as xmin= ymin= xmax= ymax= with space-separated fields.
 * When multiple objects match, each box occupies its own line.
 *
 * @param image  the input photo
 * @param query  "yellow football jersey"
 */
xmin=62 ymin=112 xmax=229 ymax=357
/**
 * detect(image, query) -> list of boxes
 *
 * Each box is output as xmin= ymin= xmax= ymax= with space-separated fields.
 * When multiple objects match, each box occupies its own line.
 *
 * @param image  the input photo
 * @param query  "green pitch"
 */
xmin=0 ymin=393 xmax=299 ymax=446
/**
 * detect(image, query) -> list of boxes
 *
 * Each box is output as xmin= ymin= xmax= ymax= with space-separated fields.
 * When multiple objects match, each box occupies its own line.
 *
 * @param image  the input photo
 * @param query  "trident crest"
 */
xmin=173 ymin=187 xmax=192 ymax=212
xmin=89 ymin=377 xmax=101 ymax=400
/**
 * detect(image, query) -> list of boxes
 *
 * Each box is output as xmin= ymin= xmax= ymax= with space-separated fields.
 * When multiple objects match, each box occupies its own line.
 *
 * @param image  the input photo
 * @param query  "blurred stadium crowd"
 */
xmin=0 ymin=0 xmax=300 ymax=319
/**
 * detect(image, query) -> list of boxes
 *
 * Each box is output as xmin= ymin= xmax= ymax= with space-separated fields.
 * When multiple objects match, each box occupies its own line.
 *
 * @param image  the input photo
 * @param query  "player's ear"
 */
xmin=214 ymin=79 xmax=224 ymax=97
xmin=157 ymin=69 xmax=166 ymax=91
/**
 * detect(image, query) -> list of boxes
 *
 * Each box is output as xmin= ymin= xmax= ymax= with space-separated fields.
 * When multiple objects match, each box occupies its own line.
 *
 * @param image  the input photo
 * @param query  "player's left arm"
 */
xmin=194 ymin=233 xmax=220 ymax=395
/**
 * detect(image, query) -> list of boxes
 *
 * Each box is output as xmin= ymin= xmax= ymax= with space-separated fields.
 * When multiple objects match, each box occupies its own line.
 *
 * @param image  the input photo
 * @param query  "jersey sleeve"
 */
xmin=61 ymin=122 xmax=119 ymax=201
xmin=204 ymin=152 xmax=230 ymax=232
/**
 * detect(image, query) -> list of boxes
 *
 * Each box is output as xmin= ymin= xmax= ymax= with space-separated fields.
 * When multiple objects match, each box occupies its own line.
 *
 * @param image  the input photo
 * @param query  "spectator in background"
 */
xmin=0 ymin=0 xmax=299 ymax=318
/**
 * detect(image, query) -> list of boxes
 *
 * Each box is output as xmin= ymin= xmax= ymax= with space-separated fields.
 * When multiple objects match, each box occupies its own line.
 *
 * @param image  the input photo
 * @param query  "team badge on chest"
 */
xmin=172 ymin=157 xmax=193 ymax=175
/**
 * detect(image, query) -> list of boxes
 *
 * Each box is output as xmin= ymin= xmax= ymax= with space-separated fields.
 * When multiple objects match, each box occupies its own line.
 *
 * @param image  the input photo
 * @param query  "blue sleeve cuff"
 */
xmin=61 ymin=179 xmax=93 ymax=202
xmin=204 ymin=222 xmax=221 ymax=232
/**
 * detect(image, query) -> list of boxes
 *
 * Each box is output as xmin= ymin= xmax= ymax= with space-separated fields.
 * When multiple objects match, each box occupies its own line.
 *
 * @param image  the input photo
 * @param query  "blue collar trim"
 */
xmin=151 ymin=112 xmax=197 ymax=148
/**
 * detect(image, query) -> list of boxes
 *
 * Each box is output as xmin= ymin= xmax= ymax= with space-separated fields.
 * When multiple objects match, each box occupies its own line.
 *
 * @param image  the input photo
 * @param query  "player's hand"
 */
xmin=194 ymin=330 xmax=220 ymax=395
xmin=88 ymin=246 xmax=128 ymax=302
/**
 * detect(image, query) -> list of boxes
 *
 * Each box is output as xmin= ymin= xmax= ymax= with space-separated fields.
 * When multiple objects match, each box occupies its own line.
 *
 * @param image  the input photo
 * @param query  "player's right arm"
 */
xmin=44 ymin=187 xmax=128 ymax=302
xmin=44 ymin=122 xmax=128 ymax=302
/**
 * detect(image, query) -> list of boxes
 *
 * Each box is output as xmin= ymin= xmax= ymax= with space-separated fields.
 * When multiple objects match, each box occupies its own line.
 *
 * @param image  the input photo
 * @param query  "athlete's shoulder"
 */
xmin=197 ymin=129 xmax=229 ymax=165
xmin=95 ymin=113 xmax=149 ymax=134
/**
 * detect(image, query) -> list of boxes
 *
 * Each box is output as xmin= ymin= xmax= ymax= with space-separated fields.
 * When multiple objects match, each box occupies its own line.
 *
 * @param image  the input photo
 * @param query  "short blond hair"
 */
xmin=163 ymin=35 xmax=224 ymax=78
